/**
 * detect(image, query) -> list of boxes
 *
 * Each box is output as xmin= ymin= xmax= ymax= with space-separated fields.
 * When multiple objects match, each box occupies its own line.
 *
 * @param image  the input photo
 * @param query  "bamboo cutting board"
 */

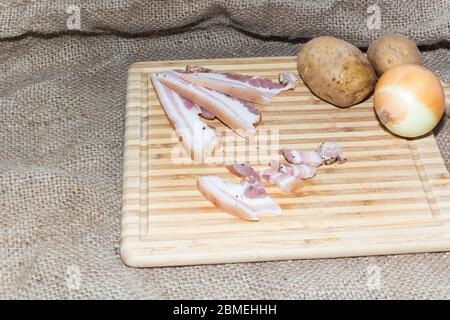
xmin=121 ymin=56 xmax=450 ymax=268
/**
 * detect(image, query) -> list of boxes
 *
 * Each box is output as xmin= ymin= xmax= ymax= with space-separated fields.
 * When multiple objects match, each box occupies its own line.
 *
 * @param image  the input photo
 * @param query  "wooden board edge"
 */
xmin=120 ymin=233 xmax=450 ymax=268
xmin=128 ymin=56 xmax=297 ymax=69
xmin=120 ymin=67 xmax=146 ymax=267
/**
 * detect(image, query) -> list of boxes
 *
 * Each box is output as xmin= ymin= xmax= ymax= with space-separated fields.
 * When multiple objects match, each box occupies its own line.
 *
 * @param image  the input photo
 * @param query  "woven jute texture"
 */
xmin=0 ymin=1 xmax=449 ymax=299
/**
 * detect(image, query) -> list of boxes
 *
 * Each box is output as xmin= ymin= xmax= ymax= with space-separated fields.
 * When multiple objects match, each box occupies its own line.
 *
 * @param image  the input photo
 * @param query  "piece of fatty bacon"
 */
xmin=197 ymin=163 xmax=282 ymax=221
xmin=153 ymin=71 xmax=261 ymax=138
xmin=262 ymin=160 xmax=316 ymax=193
xmin=150 ymin=73 xmax=221 ymax=163
xmin=178 ymin=66 xmax=299 ymax=105
xmin=283 ymin=141 xmax=346 ymax=167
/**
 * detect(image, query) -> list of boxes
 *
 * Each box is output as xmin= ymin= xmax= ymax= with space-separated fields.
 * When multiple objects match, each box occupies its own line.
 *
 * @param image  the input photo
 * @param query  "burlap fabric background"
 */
xmin=0 ymin=1 xmax=449 ymax=299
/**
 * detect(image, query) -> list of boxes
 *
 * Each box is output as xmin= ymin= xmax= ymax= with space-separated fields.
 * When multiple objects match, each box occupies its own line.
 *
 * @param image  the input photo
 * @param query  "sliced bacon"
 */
xmin=177 ymin=66 xmax=298 ymax=105
xmin=226 ymin=163 xmax=266 ymax=198
xmin=274 ymin=142 xmax=346 ymax=192
xmin=277 ymin=162 xmax=316 ymax=179
xmin=262 ymin=160 xmax=314 ymax=193
xmin=153 ymin=71 xmax=261 ymax=138
xmin=197 ymin=176 xmax=281 ymax=221
xmin=150 ymin=73 xmax=220 ymax=163
xmin=317 ymin=141 xmax=346 ymax=165
xmin=262 ymin=167 xmax=304 ymax=193
xmin=226 ymin=163 xmax=261 ymax=182
xmin=283 ymin=141 xmax=346 ymax=167
xmin=282 ymin=149 xmax=323 ymax=167
xmin=242 ymin=181 xmax=267 ymax=199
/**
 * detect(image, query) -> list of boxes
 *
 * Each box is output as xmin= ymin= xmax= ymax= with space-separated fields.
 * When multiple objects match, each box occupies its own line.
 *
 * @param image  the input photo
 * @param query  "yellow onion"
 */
xmin=374 ymin=64 xmax=445 ymax=138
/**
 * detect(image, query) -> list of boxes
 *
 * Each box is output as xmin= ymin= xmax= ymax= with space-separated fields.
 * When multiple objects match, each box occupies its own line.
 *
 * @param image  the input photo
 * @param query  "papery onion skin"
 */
xmin=374 ymin=64 xmax=445 ymax=138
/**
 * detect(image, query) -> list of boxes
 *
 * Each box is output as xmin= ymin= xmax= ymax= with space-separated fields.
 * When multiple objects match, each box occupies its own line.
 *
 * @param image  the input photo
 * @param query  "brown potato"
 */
xmin=367 ymin=34 xmax=422 ymax=75
xmin=297 ymin=36 xmax=376 ymax=108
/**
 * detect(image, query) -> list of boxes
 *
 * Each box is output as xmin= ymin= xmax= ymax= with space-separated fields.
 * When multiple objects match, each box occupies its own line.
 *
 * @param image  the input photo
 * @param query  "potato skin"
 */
xmin=297 ymin=36 xmax=377 ymax=108
xmin=367 ymin=34 xmax=422 ymax=75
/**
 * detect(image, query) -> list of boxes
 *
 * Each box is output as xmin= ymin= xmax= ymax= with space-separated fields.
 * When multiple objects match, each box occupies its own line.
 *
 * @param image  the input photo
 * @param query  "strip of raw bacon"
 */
xmin=150 ymin=73 xmax=220 ymax=163
xmin=178 ymin=66 xmax=299 ymax=105
xmin=197 ymin=176 xmax=281 ymax=221
xmin=283 ymin=141 xmax=346 ymax=167
xmin=153 ymin=71 xmax=261 ymax=137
